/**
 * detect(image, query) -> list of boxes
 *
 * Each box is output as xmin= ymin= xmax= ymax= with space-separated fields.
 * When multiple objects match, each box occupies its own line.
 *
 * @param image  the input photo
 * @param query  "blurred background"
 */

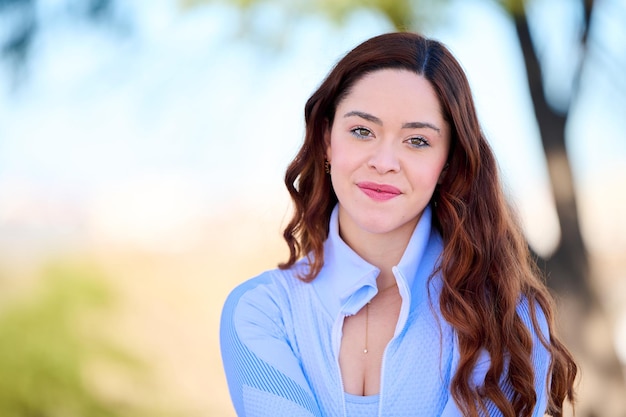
xmin=0 ymin=0 xmax=624 ymax=415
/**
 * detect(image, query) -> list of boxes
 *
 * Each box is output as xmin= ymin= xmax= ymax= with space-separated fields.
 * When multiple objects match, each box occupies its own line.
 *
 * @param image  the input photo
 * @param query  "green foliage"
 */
xmin=0 ymin=261 xmax=166 ymax=417
xmin=181 ymin=0 xmax=448 ymax=31
xmin=311 ymin=0 xmax=415 ymax=29
xmin=497 ymin=0 xmax=525 ymax=16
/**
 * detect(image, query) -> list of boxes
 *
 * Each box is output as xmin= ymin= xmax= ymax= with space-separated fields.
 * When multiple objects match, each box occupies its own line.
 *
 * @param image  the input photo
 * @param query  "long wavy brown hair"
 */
xmin=279 ymin=32 xmax=576 ymax=417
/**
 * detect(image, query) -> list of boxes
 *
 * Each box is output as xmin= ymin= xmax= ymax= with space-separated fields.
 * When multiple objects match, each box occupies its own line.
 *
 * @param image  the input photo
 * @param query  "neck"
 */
xmin=338 ymin=220 xmax=416 ymax=289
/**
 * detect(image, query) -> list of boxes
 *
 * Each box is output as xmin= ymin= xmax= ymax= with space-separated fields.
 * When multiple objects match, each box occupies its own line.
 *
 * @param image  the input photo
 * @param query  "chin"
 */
xmin=356 ymin=219 xmax=405 ymax=235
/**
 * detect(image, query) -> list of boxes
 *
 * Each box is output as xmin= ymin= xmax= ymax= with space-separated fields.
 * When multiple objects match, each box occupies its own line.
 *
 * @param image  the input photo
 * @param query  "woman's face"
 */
xmin=326 ymin=69 xmax=450 ymax=243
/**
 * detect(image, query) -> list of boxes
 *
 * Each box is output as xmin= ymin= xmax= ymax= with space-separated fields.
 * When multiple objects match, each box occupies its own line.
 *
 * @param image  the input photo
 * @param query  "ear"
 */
xmin=438 ymin=162 xmax=449 ymax=184
xmin=324 ymin=120 xmax=332 ymax=162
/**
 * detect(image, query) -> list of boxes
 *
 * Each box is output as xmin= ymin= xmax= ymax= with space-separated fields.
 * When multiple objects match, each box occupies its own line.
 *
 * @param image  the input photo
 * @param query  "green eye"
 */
xmin=351 ymin=127 xmax=372 ymax=138
xmin=406 ymin=137 xmax=429 ymax=148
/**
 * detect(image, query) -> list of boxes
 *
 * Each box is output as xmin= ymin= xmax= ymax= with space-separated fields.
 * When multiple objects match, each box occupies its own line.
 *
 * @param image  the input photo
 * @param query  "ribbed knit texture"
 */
xmin=220 ymin=206 xmax=551 ymax=416
xmin=344 ymin=393 xmax=379 ymax=417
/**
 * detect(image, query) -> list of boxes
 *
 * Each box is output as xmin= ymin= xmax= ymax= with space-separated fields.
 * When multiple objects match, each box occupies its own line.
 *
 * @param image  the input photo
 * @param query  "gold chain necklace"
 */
xmin=363 ymin=282 xmax=398 ymax=354
xmin=364 ymin=302 xmax=370 ymax=354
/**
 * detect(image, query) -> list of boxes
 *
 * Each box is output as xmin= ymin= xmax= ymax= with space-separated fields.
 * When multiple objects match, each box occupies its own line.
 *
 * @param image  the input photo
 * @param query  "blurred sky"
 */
xmin=0 ymin=0 xmax=625 ymax=256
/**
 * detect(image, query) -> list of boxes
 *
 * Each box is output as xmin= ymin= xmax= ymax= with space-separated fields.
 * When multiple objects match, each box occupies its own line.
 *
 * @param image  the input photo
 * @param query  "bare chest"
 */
xmin=338 ymin=290 xmax=401 ymax=396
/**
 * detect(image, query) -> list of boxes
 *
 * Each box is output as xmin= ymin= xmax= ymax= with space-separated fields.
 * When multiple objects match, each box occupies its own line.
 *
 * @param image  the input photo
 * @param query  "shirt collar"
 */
xmin=311 ymin=204 xmax=436 ymax=319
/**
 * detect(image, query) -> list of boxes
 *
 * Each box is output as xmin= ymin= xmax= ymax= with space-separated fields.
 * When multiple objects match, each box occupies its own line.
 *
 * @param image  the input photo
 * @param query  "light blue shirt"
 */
xmin=220 ymin=205 xmax=551 ymax=416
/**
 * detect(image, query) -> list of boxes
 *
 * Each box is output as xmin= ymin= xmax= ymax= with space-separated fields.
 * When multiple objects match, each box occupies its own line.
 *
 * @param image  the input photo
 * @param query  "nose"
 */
xmin=367 ymin=141 xmax=400 ymax=174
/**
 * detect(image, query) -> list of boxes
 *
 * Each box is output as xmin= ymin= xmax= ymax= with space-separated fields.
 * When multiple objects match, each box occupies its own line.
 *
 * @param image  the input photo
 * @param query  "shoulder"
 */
xmin=514 ymin=294 xmax=553 ymax=392
xmin=221 ymin=264 xmax=309 ymax=336
xmin=220 ymin=264 xmax=315 ymax=374
xmin=222 ymin=268 xmax=294 ymax=319
xmin=516 ymin=295 xmax=550 ymax=345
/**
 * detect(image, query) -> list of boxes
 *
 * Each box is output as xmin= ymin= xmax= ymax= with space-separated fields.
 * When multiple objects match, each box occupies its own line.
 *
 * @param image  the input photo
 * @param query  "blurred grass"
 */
xmin=0 ymin=206 xmax=290 ymax=417
xmin=0 ymin=260 xmax=176 ymax=417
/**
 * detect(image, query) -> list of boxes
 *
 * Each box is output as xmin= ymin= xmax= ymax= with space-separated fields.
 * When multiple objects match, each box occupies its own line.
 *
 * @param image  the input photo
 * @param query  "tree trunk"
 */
xmin=514 ymin=6 xmax=626 ymax=416
xmin=513 ymin=12 xmax=590 ymax=303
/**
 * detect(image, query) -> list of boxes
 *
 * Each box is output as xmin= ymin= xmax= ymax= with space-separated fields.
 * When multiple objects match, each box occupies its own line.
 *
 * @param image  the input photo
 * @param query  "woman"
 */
xmin=220 ymin=32 xmax=577 ymax=417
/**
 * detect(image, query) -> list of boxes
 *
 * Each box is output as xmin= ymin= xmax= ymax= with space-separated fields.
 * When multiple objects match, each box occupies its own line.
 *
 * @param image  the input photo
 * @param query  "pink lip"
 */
xmin=357 ymin=182 xmax=401 ymax=201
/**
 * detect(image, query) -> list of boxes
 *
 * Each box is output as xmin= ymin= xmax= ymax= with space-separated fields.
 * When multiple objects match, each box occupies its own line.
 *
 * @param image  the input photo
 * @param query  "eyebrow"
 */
xmin=343 ymin=110 xmax=441 ymax=134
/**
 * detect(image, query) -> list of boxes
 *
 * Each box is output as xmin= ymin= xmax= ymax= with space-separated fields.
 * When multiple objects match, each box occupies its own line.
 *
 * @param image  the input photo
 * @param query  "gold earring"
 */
xmin=324 ymin=160 xmax=331 ymax=174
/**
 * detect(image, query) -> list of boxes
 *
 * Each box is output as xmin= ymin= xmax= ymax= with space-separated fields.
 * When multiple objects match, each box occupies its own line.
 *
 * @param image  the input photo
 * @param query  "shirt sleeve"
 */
xmin=439 ymin=299 xmax=552 ymax=417
xmin=220 ymin=274 xmax=323 ymax=417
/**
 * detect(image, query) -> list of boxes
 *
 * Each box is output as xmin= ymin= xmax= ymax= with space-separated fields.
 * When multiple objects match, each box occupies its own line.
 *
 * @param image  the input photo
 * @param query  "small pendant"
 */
xmin=363 ymin=348 xmax=368 ymax=353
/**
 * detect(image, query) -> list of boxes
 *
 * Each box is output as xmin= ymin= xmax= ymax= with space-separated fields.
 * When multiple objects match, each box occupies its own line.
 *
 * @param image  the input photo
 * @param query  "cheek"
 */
xmin=329 ymin=140 xmax=360 ymax=169
xmin=329 ymin=157 xmax=355 ymax=187
xmin=407 ymin=162 xmax=445 ymax=187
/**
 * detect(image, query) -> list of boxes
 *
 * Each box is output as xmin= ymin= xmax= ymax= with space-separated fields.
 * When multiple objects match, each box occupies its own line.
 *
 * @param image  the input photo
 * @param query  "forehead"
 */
xmin=336 ymin=69 xmax=445 ymax=123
